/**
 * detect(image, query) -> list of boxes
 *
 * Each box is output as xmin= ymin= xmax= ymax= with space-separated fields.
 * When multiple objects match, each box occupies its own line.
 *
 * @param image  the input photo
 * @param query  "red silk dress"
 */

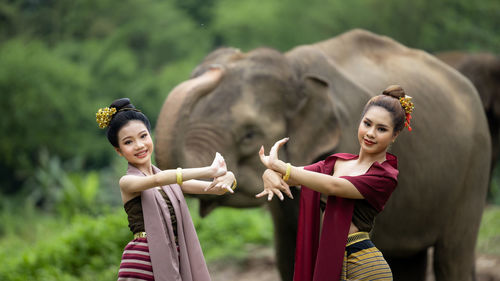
xmin=293 ymin=153 xmax=398 ymax=281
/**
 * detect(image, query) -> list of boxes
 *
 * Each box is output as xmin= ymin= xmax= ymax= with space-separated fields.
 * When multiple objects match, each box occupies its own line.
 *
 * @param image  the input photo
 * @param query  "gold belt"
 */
xmin=134 ymin=232 xmax=147 ymax=239
xmin=346 ymin=231 xmax=370 ymax=246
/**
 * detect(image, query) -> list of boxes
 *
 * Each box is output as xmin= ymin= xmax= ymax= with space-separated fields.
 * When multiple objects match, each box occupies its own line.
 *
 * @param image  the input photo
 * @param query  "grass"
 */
xmin=477 ymin=205 xmax=500 ymax=255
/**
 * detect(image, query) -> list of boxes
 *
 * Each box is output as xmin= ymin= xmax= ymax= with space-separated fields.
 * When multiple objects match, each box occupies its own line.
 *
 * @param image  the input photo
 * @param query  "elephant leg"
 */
xmin=268 ymin=188 xmax=300 ymax=281
xmin=386 ymin=250 xmax=428 ymax=281
xmin=433 ymin=202 xmax=484 ymax=280
xmin=433 ymin=238 xmax=476 ymax=281
xmin=433 ymin=165 xmax=488 ymax=281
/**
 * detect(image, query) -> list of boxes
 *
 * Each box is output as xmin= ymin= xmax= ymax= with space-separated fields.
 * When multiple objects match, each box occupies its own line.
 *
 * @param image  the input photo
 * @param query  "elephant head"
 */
xmin=154 ymin=47 xmax=359 ymax=216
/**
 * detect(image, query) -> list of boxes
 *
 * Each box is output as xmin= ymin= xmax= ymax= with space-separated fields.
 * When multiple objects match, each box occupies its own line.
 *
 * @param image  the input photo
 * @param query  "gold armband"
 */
xmin=176 ymin=167 xmax=183 ymax=185
xmin=283 ymin=163 xmax=291 ymax=181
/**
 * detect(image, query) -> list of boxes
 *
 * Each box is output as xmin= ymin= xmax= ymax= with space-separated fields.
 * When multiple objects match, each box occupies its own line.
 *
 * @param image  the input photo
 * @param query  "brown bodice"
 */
xmin=320 ymin=196 xmax=378 ymax=232
xmin=124 ymin=189 xmax=178 ymax=239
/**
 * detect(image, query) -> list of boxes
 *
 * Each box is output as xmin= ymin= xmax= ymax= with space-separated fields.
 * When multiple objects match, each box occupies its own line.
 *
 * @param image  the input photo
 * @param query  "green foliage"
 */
xmin=477 ymin=206 xmax=500 ymax=255
xmin=13 ymin=149 xmax=122 ymax=220
xmin=0 ymin=201 xmax=497 ymax=280
xmin=0 ymin=0 xmax=214 ymax=192
xmin=190 ymin=201 xmax=274 ymax=261
xmin=0 ymin=209 xmax=130 ymax=281
xmin=0 ymin=199 xmax=273 ymax=280
xmin=0 ymin=38 xmax=113 ymax=192
xmin=1 ymin=0 xmax=499 ymax=197
xmin=489 ymin=163 xmax=500 ymax=205
xmin=58 ymin=171 xmax=100 ymax=218
xmin=212 ymin=0 xmax=500 ymax=53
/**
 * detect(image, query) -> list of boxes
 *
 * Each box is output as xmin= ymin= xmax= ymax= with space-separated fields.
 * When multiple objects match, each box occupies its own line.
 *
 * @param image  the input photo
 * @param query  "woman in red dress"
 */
xmin=257 ymin=85 xmax=414 ymax=281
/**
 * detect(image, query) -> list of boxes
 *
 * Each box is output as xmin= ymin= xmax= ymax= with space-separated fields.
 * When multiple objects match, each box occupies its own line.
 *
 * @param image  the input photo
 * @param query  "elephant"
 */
xmin=154 ymin=29 xmax=491 ymax=281
xmin=436 ymin=51 xmax=500 ymax=180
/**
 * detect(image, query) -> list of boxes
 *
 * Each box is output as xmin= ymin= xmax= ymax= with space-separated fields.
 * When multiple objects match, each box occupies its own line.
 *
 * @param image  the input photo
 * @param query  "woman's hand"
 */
xmin=205 ymin=171 xmax=236 ymax=194
xmin=256 ymin=169 xmax=293 ymax=201
xmin=259 ymin=137 xmax=289 ymax=171
xmin=209 ymin=152 xmax=227 ymax=178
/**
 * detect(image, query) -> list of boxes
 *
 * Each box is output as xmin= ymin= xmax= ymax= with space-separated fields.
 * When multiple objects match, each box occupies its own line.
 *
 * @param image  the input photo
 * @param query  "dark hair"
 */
xmin=361 ymin=85 xmax=407 ymax=134
xmin=106 ymin=98 xmax=151 ymax=147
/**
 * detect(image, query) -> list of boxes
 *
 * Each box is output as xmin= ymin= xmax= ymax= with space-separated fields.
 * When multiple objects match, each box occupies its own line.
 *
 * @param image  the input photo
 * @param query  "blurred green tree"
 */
xmin=0 ymin=0 xmax=499 ymax=198
xmin=0 ymin=39 xmax=109 ymax=193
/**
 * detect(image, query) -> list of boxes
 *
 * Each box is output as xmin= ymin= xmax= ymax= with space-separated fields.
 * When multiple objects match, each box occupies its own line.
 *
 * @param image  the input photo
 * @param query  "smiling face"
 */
xmin=115 ymin=120 xmax=154 ymax=169
xmin=358 ymin=106 xmax=399 ymax=155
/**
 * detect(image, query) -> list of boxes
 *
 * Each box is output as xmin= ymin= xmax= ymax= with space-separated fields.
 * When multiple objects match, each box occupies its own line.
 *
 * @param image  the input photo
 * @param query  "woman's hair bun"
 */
xmin=109 ymin=98 xmax=136 ymax=111
xmin=382 ymin=85 xmax=405 ymax=99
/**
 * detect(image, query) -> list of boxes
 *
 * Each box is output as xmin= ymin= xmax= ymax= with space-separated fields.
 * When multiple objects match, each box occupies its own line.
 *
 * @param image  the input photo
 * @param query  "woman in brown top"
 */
xmin=97 ymin=98 xmax=236 ymax=281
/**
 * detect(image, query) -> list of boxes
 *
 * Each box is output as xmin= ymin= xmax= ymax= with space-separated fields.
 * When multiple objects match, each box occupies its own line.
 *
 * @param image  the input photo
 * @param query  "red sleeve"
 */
xmin=303 ymin=160 xmax=325 ymax=173
xmin=340 ymin=165 xmax=398 ymax=212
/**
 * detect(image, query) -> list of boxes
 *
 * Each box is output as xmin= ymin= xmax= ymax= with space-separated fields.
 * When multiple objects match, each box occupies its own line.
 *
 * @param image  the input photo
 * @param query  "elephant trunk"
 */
xmin=155 ymin=68 xmax=224 ymax=170
xmin=182 ymin=122 xmax=231 ymax=168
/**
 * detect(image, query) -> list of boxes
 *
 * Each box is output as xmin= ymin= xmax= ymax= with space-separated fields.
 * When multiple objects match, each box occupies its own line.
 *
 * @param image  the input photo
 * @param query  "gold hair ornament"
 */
xmin=96 ymin=107 xmax=117 ymax=129
xmin=399 ymin=96 xmax=415 ymax=131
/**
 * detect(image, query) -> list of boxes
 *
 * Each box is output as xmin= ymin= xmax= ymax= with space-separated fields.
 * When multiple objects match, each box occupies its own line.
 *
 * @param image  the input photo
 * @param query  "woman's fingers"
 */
xmin=256 ymin=190 xmax=273 ymax=201
xmin=223 ymin=184 xmax=234 ymax=194
xmin=255 ymin=188 xmax=283 ymax=201
xmin=205 ymin=179 xmax=218 ymax=191
xmin=217 ymin=152 xmax=227 ymax=171
xmin=267 ymin=191 xmax=274 ymax=201
xmin=217 ymin=152 xmax=226 ymax=167
xmin=269 ymin=137 xmax=289 ymax=160
xmin=281 ymin=183 xmax=293 ymax=199
xmin=271 ymin=138 xmax=288 ymax=152
xmin=255 ymin=190 xmax=268 ymax=198
xmin=272 ymin=188 xmax=284 ymax=201
xmin=259 ymin=146 xmax=268 ymax=165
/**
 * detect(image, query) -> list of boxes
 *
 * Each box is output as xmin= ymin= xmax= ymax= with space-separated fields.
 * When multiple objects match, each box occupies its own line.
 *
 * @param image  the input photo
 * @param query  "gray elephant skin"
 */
xmin=436 ymin=51 xmax=500 ymax=177
xmin=154 ymin=29 xmax=491 ymax=281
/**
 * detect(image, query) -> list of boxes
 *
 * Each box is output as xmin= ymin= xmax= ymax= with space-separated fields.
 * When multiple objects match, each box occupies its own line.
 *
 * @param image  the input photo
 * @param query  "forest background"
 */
xmin=0 ymin=0 xmax=499 ymax=280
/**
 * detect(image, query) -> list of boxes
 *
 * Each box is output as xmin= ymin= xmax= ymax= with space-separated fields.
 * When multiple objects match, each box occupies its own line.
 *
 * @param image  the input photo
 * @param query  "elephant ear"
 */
xmin=285 ymin=73 xmax=341 ymax=166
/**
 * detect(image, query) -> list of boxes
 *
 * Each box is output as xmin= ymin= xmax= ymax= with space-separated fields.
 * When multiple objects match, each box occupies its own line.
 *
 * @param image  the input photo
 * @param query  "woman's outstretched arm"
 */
xmin=182 ymin=171 xmax=236 ymax=195
xmin=259 ymin=138 xmax=363 ymax=199
xmin=119 ymin=152 xmax=228 ymax=194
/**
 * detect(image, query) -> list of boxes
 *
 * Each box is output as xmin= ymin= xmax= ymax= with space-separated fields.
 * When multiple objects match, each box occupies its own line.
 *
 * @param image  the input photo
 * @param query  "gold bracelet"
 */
xmin=231 ymin=178 xmax=237 ymax=190
xmin=283 ymin=163 xmax=291 ymax=181
xmin=176 ymin=167 xmax=183 ymax=185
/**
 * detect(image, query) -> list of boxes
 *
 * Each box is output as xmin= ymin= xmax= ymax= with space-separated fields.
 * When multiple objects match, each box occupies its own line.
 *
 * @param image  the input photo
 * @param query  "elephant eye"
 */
xmin=243 ymin=131 xmax=255 ymax=141
xmin=237 ymin=125 xmax=261 ymax=145
xmin=236 ymin=125 xmax=263 ymax=156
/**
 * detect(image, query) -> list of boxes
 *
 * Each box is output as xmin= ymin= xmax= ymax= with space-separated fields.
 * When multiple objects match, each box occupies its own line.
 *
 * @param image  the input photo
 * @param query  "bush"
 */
xmin=0 ymin=198 xmax=274 ymax=280
xmin=477 ymin=205 xmax=500 ymax=255
xmin=190 ymin=201 xmax=274 ymax=261
xmin=0 ymin=209 xmax=130 ymax=281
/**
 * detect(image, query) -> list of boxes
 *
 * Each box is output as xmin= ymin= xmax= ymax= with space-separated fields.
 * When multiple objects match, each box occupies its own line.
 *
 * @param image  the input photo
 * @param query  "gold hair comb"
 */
xmin=399 ymin=96 xmax=414 ymax=115
xmin=399 ymin=96 xmax=414 ymax=131
xmin=96 ymin=107 xmax=117 ymax=129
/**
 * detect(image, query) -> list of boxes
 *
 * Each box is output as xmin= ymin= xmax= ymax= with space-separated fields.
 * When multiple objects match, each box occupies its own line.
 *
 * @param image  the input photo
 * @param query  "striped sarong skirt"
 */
xmin=341 ymin=232 xmax=392 ymax=281
xmin=118 ymin=237 xmax=154 ymax=281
